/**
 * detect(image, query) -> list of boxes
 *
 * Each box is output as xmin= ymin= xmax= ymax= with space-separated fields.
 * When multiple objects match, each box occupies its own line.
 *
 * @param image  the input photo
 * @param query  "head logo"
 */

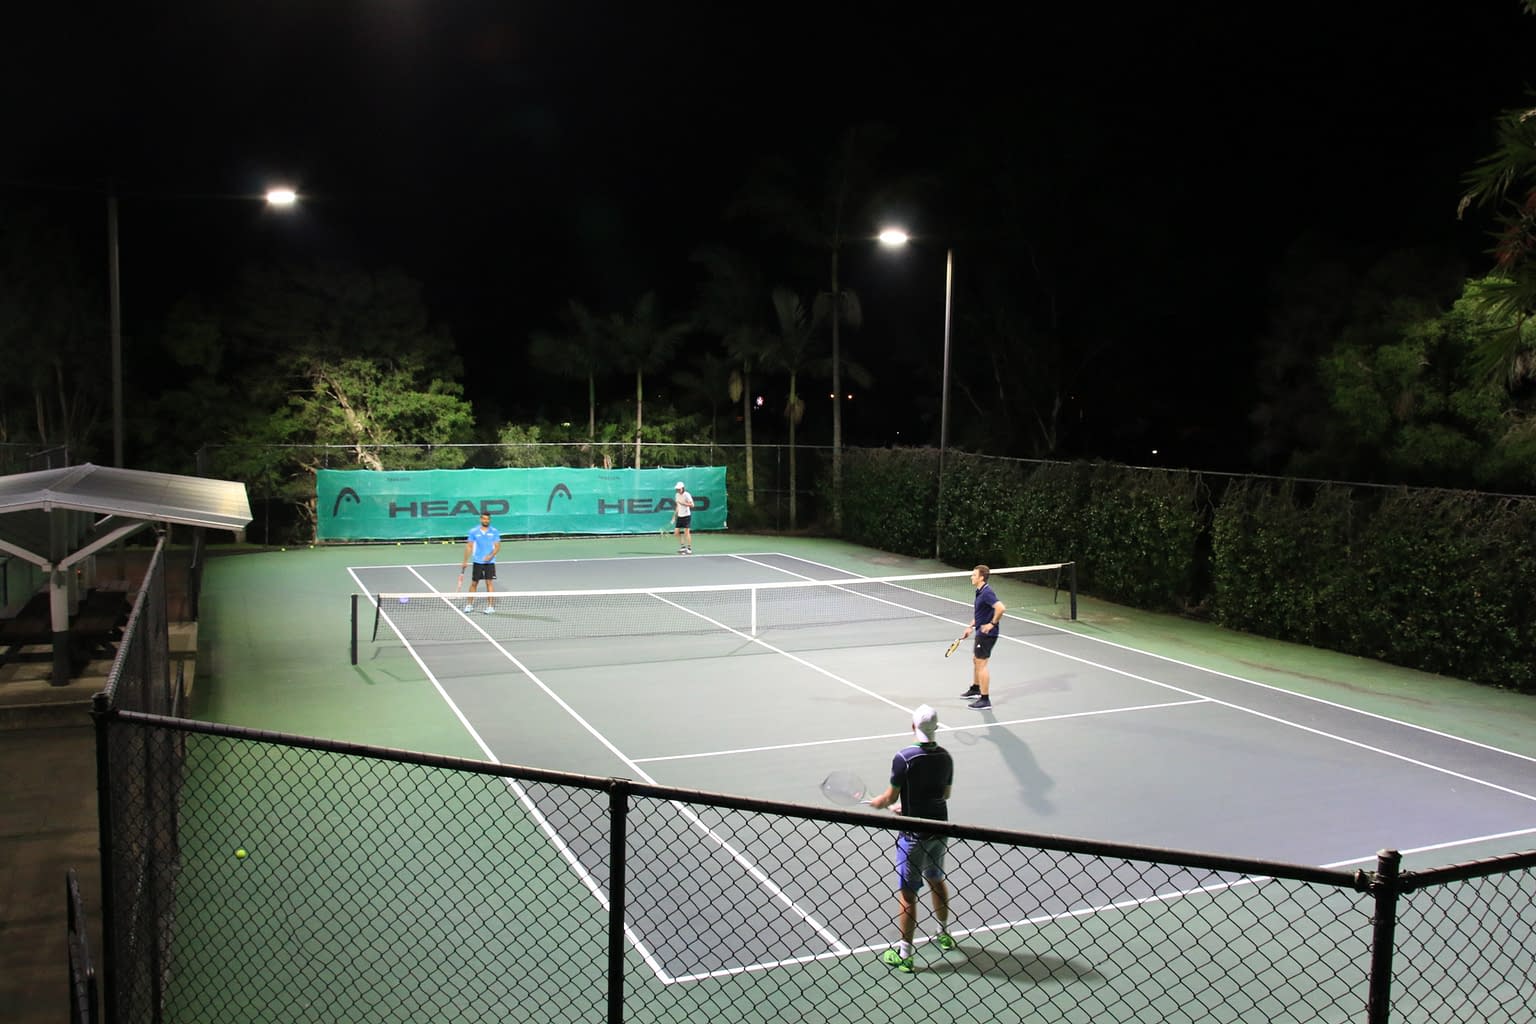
xmin=331 ymin=487 xmax=362 ymax=517
xmin=546 ymin=483 xmax=573 ymax=512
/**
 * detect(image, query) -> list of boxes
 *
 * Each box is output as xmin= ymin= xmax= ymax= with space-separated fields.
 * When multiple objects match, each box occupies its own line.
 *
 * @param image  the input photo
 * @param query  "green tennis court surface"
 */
xmin=182 ymin=537 xmax=1536 ymax=1019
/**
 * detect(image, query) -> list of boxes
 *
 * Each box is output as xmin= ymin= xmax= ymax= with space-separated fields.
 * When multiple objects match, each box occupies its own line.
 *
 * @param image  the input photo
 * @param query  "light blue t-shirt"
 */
xmin=467 ymin=525 xmax=500 ymax=564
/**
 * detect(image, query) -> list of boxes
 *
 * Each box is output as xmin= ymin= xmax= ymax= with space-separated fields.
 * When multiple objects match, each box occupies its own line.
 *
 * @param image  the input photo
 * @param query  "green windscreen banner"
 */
xmin=316 ymin=467 xmax=727 ymax=541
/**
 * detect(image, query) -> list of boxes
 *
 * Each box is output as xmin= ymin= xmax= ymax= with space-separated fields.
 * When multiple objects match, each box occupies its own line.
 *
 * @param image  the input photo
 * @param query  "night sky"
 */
xmin=8 ymin=2 xmax=1536 ymax=470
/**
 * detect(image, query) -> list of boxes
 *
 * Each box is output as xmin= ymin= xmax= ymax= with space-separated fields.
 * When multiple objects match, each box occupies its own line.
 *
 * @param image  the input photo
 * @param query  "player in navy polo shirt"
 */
xmin=870 ymin=704 xmax=956 ymax=973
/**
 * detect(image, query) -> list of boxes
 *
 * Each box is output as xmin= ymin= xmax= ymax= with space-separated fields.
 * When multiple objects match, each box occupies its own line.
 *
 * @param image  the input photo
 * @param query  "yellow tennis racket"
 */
xmin=944 ymin=633 xmax=966 ymax=658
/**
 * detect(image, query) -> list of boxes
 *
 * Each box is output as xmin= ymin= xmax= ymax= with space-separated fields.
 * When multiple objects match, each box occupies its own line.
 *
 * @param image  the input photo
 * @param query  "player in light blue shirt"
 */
xmin=459 ymin=513 xmax=501 ymax=614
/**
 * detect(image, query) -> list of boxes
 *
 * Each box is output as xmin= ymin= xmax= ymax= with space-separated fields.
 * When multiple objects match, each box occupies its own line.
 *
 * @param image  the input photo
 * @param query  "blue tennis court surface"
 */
xmin=348 ymin=548 xmax=1536 ymax=983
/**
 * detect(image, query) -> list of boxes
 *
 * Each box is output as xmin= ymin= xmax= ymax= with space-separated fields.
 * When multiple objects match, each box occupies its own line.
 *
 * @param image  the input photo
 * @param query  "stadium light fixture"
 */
xmin=880 ymin=227 xmax=955 ymax=560
xmin=109 ymin=184 xmax=299 ymax=466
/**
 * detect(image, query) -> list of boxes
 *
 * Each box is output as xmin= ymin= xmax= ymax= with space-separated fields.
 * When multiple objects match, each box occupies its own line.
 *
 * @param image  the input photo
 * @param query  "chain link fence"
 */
xmin=84 ymin=534 xmax=1536 ymax=1023
xmin=91 ymin=702 xmax=1536 ymax=1024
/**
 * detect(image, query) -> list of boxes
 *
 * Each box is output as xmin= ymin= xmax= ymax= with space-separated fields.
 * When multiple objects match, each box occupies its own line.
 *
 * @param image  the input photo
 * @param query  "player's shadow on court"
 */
xmin=968 ymin=698 xmax=1060 ymax=816
xmin=921 ymin=944 xmax=1102 ymax=985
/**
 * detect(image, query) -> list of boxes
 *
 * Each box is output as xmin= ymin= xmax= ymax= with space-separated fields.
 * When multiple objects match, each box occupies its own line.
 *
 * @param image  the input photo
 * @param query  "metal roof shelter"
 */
xmin=0 ymin=463 xmax=251 ymax=684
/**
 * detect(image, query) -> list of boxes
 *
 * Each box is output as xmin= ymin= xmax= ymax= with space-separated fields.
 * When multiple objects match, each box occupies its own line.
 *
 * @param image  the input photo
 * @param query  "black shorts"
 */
xmin=974 ymin=633 xmax=998 ymax=659
xmin=471 ymin=562 xmax=496 ymax=582
xmin=675 ymin=515 xmax=691 ymax=529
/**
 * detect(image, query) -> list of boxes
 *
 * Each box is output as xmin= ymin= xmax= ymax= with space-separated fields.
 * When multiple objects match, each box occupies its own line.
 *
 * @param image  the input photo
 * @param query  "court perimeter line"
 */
xmin=362 ymin=569 xmax=861 ymax=979
xmin=774 ymin=550 xmax=1536 ymax=767
xmin=350 ymin=566 xmax=674 ymax=979
xmin=671 ymin=870 xmax=1286 ymax=983
xmin=1321 ymin=824 xmax=1536 ymax=868
xmin=766 ymin=553 xmax=1536 ymax=825
xmin=631 ymin=699 xmax=1211 ymax=765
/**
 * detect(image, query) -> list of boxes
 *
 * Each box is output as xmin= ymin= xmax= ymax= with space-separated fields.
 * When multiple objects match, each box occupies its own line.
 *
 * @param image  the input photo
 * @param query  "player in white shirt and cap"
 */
xmin=671 ymin=481 xmax=694 ymax=554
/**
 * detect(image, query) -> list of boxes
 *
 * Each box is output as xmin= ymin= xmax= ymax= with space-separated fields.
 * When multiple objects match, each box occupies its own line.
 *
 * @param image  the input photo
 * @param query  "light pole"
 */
xmin=880 ymin=228 xmax=954 ymax=560
xmin=107 ymin=185 xmax=299 ymax=467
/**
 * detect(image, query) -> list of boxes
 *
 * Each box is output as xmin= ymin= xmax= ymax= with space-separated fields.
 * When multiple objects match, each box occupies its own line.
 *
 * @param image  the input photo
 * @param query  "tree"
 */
xmin=1312 ymin=276 xmax=1536 ymax=490
xmin=602 ymin=292 xmax=691 ymax=468
xmin=761 ymin=288 xmax=825 ymax=528
xmin=152 ymin=262 xmax=475 ymax=532
xmin=0 ymin=202 xmax=105 ymax=456
xmin=732 ymin=125 xmax=912 ymax=531
xmin=1458 ymin=1 xmax=1536 ymax=387
xmin=528 ymin=300 xmax=610 ymax=446
xmin=691 ymin=246 xmax=773 ymax=506
xmin=671 ymin=349 xmax=734 ymax=459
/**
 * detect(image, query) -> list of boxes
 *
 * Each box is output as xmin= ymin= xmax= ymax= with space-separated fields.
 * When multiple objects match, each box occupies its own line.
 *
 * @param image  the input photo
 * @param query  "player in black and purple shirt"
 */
xmin=959 ymin=564 xmax=1006 ymax=710
xmin=870 ymin=704 xmax=956 ymax=973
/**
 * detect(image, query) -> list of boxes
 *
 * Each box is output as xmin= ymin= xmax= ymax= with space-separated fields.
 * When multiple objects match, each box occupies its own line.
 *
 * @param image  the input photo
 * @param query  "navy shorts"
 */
xmin=974 ymin=632 xmax=998 ymax=659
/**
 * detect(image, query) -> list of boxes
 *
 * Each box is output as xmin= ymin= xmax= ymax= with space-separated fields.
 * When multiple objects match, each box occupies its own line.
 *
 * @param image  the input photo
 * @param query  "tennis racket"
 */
xmin=944 ymin=633 xmax=967 ymax=657
xmin=820 ymin=770 xmax=871 ymax=806
xmin=455 ymin=572 xmax=465 ymax=593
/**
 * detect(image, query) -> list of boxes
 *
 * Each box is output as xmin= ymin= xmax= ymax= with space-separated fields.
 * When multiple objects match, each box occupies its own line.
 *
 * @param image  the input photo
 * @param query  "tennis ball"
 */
xmin=235 ymin=848 xmax=248 ymax=859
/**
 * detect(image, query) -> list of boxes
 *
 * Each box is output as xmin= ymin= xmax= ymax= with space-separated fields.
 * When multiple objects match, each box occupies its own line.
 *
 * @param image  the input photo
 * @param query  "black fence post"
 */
xmin=608 ymin=780 xmax=631 ymax=1024
xmin=90 ymin=693 xmax=118 ymax=1024
xmin=1366 ymin=849 xmax=1402 ymax=1024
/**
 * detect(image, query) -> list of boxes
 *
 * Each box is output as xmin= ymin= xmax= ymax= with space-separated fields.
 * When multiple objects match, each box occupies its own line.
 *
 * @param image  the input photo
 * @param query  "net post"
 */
xmin=350 ymin=594 xmax=358 ymax=665
xmin=750 ymin=586 xmax=758 ymax=636
xmin=1067 ymin=561 xmax=1077 ymax=620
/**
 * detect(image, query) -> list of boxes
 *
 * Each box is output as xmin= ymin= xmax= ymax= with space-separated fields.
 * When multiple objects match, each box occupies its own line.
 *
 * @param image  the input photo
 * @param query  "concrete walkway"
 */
xmin=0 ymin=623 xmax=195 ymax=1024
xmin=0 ymin=670 xmax=104 ymax=1024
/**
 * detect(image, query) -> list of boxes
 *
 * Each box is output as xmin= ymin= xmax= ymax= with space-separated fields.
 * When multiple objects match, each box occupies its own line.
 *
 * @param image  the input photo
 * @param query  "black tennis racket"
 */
xmin=820 ymin=770 xmax=871 ymax=806
xmin=944 ymin=633 xmax=967 ymax=658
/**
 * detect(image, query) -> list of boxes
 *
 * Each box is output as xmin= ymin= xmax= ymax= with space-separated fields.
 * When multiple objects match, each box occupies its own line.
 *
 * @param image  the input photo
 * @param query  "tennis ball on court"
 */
xmin=235 ymin=848 xmax=248 ymax=860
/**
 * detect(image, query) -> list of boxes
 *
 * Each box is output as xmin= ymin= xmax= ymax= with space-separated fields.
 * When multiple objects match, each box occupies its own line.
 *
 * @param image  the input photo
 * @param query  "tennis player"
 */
xmin=460 ymin=512 xmax=501 ymax=614
xmin=960 ymin=564 xmax=1005 ymax=709
xmin=869 ymin=704 xmax=955 ymax=973
xmin=672 ymin=481 xmax=694 ymax=554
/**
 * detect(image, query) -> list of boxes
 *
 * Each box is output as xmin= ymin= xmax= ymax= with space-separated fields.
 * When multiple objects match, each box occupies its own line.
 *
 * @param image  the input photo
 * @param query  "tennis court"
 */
xmin=325 ymin=540 xmax=1536 ymax=986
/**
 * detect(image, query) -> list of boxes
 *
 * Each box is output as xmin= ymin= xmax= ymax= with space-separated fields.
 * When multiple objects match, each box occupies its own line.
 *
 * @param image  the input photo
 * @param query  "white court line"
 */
xmin=633 ymin=699 xmax=1211 ymax=764
xmin=355 ymin=565 xmax=861 ymax=981
xmin=766 ymin=552 xmax=1536 ymax=813
xmin=355 ymin=552 xmax=1536 ymax=978
xmin=347 ymin=565 xmax=673 ymax=979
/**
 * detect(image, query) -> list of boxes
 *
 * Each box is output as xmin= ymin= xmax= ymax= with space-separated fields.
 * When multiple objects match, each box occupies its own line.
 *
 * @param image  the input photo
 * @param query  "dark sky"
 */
xmin=7 ymin=2 xmax=1536 ymax=468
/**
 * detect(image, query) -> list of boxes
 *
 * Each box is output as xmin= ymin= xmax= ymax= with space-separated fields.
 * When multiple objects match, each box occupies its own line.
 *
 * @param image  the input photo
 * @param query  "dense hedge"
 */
xmin=839 ymin=447 xmax=1536 ymax=693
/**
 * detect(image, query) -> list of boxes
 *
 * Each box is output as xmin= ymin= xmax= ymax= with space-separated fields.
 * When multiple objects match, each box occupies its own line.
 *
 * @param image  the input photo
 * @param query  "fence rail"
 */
xmin=91 ymin=705 xmax=1536 ymax=1024
xmin=86 ymin=529 xmax=1536 ymax=1024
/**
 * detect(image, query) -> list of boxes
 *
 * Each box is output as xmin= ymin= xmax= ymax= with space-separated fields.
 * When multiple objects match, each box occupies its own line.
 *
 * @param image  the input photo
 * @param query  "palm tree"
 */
xmin=605 ymin=292 xmax=691 ymax=468
xmin=1459 ymin=25 xmax=1536 ymax=387
xmin=762 ymin=287 xmax=825 ymax=528
xmin=528 ymin=300 xmax=608 ymax=446
xmin=691 ymin=246 xmax=773 ymax=505
xmin=731 ymin=124 xmax=916 ymax=531
xmin=671 ymin=349 xmax=735 ymax=462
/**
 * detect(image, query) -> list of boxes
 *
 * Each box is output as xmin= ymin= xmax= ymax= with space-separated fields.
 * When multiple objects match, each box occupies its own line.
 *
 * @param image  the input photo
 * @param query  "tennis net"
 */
xmin=351 ymin=562 xmax=1075 ymax=662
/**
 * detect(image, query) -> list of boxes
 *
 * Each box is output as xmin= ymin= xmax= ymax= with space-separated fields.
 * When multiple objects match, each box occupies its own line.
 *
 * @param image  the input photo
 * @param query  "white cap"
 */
xmin=675 ymin=481 xmax=685 ymax=490
xmin=913 ymin=704 xmax=939 ymax=743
